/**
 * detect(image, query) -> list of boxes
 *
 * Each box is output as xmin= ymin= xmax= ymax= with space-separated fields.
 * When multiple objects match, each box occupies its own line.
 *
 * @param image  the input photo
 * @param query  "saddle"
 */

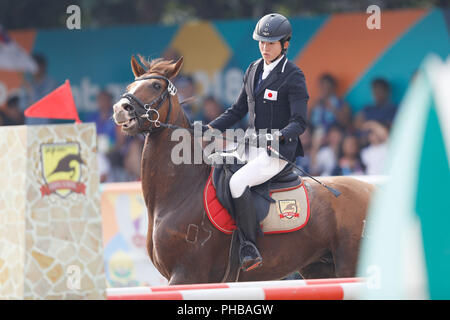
xmin=204 ymin=150 xmax=310 ymax=281
xmin=206 ymin=150 xmax=309 ymax=234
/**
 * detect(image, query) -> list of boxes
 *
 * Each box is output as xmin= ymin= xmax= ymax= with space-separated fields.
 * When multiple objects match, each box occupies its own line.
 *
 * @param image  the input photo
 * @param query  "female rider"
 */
xmin=205 ymin=13 xmax=309 ymax=272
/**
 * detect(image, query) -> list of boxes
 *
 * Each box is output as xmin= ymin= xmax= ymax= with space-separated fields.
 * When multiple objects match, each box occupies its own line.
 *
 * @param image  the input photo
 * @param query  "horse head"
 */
xmin=113 ymin=55 xmax=184 ymax=136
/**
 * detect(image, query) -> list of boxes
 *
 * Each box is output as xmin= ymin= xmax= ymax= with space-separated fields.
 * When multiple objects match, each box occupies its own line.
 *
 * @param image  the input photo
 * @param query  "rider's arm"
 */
xmin=207 ymin=84 xmax=248 ymax=132
xmin=207 ymin=64 xmax=253 ymax=132
xmin=279 ymin=69 xmax=309 ymax=142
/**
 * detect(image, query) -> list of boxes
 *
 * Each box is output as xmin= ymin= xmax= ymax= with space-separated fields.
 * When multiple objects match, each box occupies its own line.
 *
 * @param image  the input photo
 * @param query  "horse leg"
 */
xmin=165 ymin=252 xmax=225 ymax=285
xmin=327 ymin=177 xmax=371 ymax=278
xmin=331 ymin=214 xmax=366 ymax=277
xmin=167 ymin=263 xmax=213 ymax=285
xmin=299 ymin=261 xmax=336 ymax=279
xmin=168 ymin=261 xmax=229 ymax=285
xmin=168 ymin=271 xmax=195 ymax=285
xmin=166 ymin=234 xmax=231 ymax=285
xmin=331 ymin=241 xmax=360 ymax=278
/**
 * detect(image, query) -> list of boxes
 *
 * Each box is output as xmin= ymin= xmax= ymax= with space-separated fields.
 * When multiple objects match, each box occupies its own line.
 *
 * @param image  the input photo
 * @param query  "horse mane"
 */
xmin=137 ymin=54 xmax=174 ymax=77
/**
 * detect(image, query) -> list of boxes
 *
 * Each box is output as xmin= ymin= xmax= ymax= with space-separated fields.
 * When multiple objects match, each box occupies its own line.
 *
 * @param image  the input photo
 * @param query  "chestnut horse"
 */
xmin=112 ymin=55 xmax=374 ymax=285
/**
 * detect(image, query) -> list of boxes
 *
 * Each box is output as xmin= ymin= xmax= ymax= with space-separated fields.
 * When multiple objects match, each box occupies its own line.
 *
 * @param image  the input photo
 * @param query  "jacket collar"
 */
xmin=262 ymin=54 xmax=284 ymax=78
xmin=253 ymin=55 xmax=287 ymax=97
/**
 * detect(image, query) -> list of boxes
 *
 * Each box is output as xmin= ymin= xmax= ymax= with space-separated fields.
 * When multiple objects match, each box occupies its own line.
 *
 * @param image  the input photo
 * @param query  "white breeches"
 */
xmin=229 ymin=144 xmax=288 ymax=198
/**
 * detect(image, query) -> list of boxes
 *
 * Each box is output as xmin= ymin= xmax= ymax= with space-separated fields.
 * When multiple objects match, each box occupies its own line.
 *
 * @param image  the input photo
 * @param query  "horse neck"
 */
xmin=140 ymin=96 xmax=210 ymax=217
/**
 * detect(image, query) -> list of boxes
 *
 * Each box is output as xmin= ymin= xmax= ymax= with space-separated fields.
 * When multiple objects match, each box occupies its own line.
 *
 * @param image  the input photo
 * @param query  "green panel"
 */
xmin=415 ymin=103 xmax=450 ymax=299
xmin=32 ymin=24 xmax=179 ymax=112
xmin=33 ymin=24 xmax=179 ymax=84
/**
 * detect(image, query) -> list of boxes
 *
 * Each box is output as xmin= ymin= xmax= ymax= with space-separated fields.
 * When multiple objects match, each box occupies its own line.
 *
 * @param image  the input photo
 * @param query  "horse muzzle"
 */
xmin=112 ymin=104 xmax=139 ymax=132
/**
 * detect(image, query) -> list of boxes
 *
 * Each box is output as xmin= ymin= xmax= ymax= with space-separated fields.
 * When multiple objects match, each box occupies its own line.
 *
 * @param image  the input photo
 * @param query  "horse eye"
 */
xmin=153 ymin=83 xmax=161 ymax=90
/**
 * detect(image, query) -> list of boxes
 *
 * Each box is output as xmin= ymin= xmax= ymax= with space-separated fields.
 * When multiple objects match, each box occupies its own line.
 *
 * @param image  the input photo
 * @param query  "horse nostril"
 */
xmin=123 ymin=103 xmax=134 ymax=112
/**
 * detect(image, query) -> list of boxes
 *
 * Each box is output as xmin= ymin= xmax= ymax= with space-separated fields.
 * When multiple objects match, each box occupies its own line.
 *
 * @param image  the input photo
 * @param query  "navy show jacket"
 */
xmin=208 ymin=55 xmax=309 ymax=161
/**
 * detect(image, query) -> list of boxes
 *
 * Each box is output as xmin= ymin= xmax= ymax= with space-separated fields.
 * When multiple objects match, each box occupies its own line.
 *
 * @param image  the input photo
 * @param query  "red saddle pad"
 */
xmin=203 ymin=172 xmax=236 ymax=235
xmin=203 ymin=170 xmax=311 ymax=235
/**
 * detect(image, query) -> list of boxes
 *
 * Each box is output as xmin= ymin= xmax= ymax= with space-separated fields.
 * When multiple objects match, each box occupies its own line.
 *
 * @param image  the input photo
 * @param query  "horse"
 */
xmin=112 ymin=55 xmax=375 ymax=285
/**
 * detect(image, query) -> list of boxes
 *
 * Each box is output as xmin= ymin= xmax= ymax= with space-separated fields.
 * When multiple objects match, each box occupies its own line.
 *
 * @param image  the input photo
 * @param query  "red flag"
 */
xmin=24 ymin=80 xmax=81 ymax=123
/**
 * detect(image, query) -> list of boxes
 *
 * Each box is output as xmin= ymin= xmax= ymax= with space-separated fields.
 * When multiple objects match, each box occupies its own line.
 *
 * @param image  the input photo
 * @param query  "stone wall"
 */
xmin=0 ymin=124 xmax=105 ymax=299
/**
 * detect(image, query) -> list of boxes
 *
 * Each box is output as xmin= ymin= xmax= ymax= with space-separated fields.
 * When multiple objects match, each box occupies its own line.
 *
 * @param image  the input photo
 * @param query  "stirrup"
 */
xmin=240 ymin=242 xmax=263 ymax=272
xmin=241 ymin=256 xmax=262 ymax=272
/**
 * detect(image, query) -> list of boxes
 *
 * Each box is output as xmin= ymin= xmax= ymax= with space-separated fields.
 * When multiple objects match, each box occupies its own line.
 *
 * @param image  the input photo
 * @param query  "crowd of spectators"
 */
xmin=300 ymin=74 xmax=396 ymax=177
xmin=171 ymin=71 xmax=397 ymax=178
xmin=0 ymin=53 xmax=398 ymax=182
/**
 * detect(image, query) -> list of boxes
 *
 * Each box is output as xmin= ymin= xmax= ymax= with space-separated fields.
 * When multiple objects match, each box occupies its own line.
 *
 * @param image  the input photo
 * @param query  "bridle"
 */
xmin=120 ymin=74 xmax=178 ymax=135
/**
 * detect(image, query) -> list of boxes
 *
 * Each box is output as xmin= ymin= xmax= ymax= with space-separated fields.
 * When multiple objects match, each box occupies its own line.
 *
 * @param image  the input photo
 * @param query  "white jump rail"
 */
xmin=107 ymin=282 xmax=364 ymax=300
xmin=107 ymin=278 xmax=364 ymax=300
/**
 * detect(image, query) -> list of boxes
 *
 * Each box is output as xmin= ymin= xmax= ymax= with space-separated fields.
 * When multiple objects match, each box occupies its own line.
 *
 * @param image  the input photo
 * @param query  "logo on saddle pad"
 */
xmin=39 ymin=142 xmax=86 ymax=198
xmin=278 ymin=200 xmax=300 ymax=220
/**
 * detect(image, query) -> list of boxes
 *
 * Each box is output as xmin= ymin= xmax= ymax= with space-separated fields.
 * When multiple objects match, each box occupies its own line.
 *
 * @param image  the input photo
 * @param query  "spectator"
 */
xmin=107 ymin=137 xmax=144 ymax=182
xmin=310 ymin=124 xmax=344 ymax=176
xmin=354 ymin=78 xmax=397 ymax=131
xmin=86 ymin=89 xmax=128 ymax=183
xmin=0 ymin=93 xmax=25 ymax=125
xmin=360 ymin=121 xmax=389 ymax=175
xmin=123 ymin=137 xmax=144 ymax=181
xmin=105 ymin=150 xmax=125 ymax=182
xmin=98 ymin=152 xmax=111 ymax=183
xmin=86 ymin=89 xmax=125 ymax=154
xmin=295 ymin=126 xmax=312 ymax=173
xmin=19 ymin=53 xmax=58 ymax=125
xmin=309 ymin=73 xmax=352 ymax=132
xmin=175 ymin=75 xmax=200 ymax=122
xmin=331 ymin=134 xmax=365 ymax=176
xmin=200 ymin=96 xmax=223 ymax=123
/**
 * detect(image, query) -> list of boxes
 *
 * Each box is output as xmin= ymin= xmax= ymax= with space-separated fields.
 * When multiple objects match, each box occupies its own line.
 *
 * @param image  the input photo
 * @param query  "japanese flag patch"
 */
xmin=264 ymin=89 xmax=278 ymax=101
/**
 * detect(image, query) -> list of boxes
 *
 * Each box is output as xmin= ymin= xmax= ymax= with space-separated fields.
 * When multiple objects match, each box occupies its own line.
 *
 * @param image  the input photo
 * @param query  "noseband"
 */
xmin=120 ymin=74 xmax=177 ymax=135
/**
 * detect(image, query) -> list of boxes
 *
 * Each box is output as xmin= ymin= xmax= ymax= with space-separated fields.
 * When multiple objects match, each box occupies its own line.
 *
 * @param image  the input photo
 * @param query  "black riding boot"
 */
xmin=233 ymin=186 xmax=263 ymax=271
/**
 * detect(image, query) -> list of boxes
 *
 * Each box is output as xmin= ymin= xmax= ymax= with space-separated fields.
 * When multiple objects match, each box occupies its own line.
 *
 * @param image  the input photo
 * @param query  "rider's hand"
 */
xmin=257 ymin=131 xmax=283 ymax=146
xmin=202 ymin=124 xmax=213 ymax=133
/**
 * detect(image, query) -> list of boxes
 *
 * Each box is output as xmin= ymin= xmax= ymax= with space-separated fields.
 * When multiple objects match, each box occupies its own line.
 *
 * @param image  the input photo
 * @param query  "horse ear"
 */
xmin=166 ymin=56 xmax=184 ymax=79
xmin=131 ymin=55 xmax=145 ymax=78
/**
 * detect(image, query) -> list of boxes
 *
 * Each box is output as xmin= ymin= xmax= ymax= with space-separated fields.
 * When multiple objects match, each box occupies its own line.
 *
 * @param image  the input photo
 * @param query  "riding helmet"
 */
xmin=253 ymin=13 xmax=292 ymax=43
